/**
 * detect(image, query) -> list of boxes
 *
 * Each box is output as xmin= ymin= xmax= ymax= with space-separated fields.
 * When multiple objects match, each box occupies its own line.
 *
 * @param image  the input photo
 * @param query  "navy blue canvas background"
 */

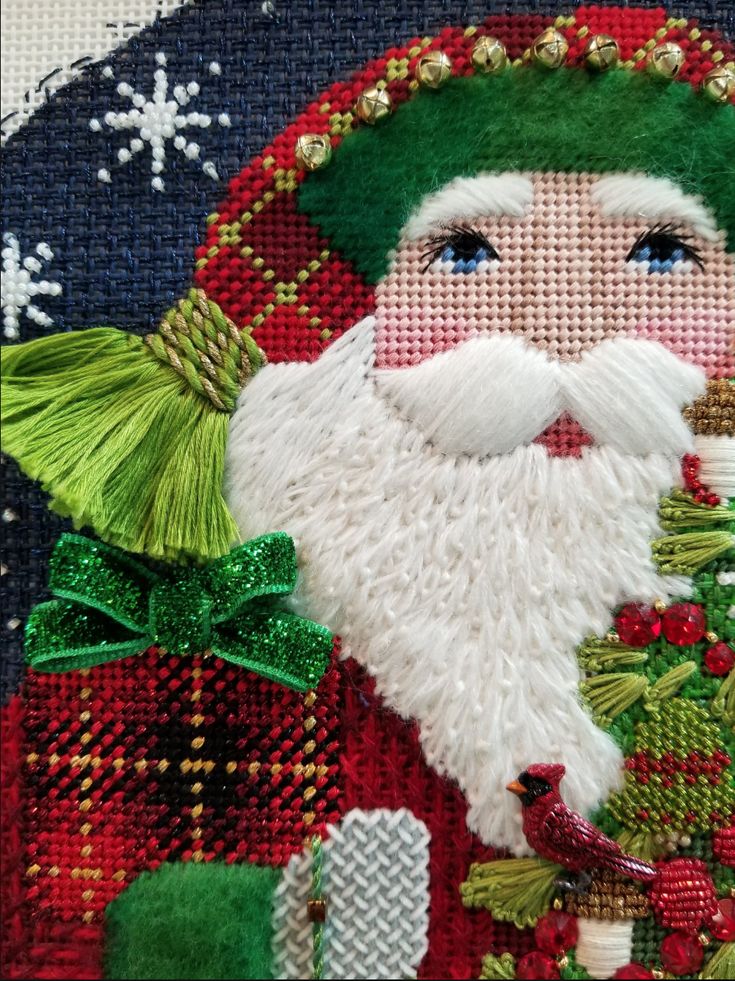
xmin=2 ymin=0 xmax=733 ymax=697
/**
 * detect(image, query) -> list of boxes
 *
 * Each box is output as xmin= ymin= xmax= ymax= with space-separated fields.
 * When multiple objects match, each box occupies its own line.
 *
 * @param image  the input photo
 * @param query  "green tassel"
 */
xmin=1 ymin=292 xmax=264 ymax=564
xmin=479 ymin=953 xmax=516 ymax=980
xmin=580 ymin=672 xmax=649 ymax=727
xmin=616 ymin=829 xmax=664 ymax=862
xmin=701 ymin=943 xmax=735 ymax=980
xmin=652 ymin=530 xmax=734 ymax=575
xmin=658 ymin=491 xmax=734 ymax=530
xmin=460 ymin=857 xmax=561 ymax=929
xmin=712 ymin=670 xmax=735 ymax=728
xmin=644 ymin=661 xmax=697 ymax=707
xmin=577 ymin=636 xmax=649 ymax=672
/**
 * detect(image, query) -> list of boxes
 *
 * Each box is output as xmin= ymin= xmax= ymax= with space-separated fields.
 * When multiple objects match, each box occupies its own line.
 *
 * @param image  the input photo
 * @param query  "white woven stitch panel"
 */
xmin=1 ymin=0 xmax=191 ymax=142
xmin=272 ymin=807 xmax=431 ymax=980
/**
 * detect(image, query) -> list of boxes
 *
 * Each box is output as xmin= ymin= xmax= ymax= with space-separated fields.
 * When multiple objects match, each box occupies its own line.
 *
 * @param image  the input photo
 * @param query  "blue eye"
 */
xmin=627 ymin=224 xmax=703 ymax=272
xmin=423 ymin=226 xmax=500 ymax=273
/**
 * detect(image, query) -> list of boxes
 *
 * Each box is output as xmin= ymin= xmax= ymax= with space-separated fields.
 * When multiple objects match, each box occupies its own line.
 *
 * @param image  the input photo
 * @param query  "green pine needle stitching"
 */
xmin=579 ymin=672 xmax=649 ymax=727
xmin=652 ymin=530 xmax=735 ymax=575
xmin=460 ymin=857 xmax=561 ymax=929
xmin=1 ymin=328 xmax=238 ymax=564
xmin=701 ymin=943 xmax=735 ymax=980
xmin=479 ymin=952 xmax=516 ymax=980
xmin=659 ymin=491 xmax=735 ymax=531
xmin=577 ymin=636 xmax=649 ymax=672
xmin=643 ymin=660 xmax=697 ymax=708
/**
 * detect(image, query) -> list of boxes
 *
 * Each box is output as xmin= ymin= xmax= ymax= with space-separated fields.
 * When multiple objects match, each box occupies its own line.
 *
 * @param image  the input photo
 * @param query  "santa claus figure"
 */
xmin=2 ymin=7 xmax=733 ymax=980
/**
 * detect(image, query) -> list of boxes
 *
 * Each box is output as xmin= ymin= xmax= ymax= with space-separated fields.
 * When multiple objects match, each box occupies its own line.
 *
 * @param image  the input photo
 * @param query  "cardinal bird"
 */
xmin=507 ymin=763 xmax=658 ymax=884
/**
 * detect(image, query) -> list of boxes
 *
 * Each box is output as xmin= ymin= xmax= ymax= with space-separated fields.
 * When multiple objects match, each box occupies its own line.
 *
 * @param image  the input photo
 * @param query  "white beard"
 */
xmin=225 ymin=317 xmax=702 ymax=855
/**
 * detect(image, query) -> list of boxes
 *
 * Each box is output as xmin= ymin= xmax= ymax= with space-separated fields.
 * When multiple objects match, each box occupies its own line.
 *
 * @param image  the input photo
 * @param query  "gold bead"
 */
xmin=531 ymin=28 xmax=569 ymax=69
xmin=701 ymin=64 xmax=735 ymax=103
xmin=705 ymin=630 xmax=719 ymax=643
xmin=307 ymin=897 xmax=327 ymax=922
xmin=415 ymin=50 xmax=452 ymax=88
xmin=355 ymin=85 xmax=392 ymax=124
xmin=294 ymin=133 xmax=332 ymax=172
xmin=647 ymin=42 xmax=685 ymax=79
xmin=584 ymin=34 xmax=619 ymax=71
xmin=471 ymin=35 xmax=508 ymax=74
xmin=654 ymin=599 xmax=667 ymax=614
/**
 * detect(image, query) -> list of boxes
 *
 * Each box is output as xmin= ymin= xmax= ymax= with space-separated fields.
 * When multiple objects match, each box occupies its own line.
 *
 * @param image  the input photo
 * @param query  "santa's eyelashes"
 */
xmin=627 ymin=223 xmax=704 ymax=272
xmin=421 ymin=225 xmax=500 ymax=273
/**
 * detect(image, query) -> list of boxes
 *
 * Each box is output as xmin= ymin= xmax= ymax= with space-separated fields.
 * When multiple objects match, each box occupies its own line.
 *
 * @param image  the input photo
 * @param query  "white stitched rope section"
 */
xmin=574 ymin=917 xmax=635 ymax=978
xmin=272 ymin=808 xmax=431 ymax=980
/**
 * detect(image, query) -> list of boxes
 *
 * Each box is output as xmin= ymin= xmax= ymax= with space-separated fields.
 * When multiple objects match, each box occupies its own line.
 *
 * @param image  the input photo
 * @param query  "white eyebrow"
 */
xmin=590 ymin=173 xmax=718 ymax=241
xmin=404 ymin=173 xmax=534 ymax=240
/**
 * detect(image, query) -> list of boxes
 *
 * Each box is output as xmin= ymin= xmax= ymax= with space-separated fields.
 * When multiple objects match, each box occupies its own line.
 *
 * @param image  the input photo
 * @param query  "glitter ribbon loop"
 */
xmin=24 ymin=533 xmax=333 ymax=690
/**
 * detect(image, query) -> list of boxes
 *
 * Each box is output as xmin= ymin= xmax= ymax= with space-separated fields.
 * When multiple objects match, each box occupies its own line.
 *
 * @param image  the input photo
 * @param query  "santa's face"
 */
xmin=225 ymin=170 xmax=732 ymax=854
xmin=374 ymin=171 xmax=732 ymax=458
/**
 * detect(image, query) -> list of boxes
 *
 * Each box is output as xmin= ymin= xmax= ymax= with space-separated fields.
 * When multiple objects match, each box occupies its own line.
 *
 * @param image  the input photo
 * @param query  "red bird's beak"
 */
xmin=506 ymin=780 xmax=526 ymax=797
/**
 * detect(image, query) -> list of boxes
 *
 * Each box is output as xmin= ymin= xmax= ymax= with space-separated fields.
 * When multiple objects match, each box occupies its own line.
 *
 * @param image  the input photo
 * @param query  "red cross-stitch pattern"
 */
xmin=2 ymin=654 xmax=341 ymax=979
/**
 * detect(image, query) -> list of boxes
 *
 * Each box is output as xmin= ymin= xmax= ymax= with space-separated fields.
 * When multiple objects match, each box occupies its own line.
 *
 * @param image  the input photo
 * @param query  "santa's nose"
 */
xmin=509 ymin=258 xmax=617 ymax=361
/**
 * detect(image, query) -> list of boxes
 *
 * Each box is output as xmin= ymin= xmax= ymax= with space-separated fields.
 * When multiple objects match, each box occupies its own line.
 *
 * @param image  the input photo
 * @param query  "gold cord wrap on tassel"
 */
xmin=145 ymin=288 xmax=266 ymax=412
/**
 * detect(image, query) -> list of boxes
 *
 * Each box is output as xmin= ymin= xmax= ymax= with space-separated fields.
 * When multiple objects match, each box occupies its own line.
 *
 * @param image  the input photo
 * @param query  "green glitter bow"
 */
xmin=24 ymin=533 xmax=333 ymax=691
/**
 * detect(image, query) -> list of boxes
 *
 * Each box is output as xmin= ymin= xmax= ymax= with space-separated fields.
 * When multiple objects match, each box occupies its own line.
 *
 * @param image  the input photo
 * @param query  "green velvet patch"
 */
xmin=298 ymin=68 xmax=735 ymax=283
xmin=104 ymin=861 xmax=280 ymax=980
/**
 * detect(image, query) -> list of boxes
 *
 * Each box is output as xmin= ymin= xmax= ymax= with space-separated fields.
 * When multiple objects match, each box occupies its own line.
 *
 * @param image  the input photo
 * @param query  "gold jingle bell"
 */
xmin=294 ymin=133 xmax=332 ymax=172
xmin=415 ymin=50 xmax=452 ymax=88
xmin=355 ymin=85 xmax=393 ymax=124
xmin=647 ymin=41 xmax=685 ymax=79
xmin=701 ymin=63 xmax=735 ymax=103
xmin=584 ymin=34 xmax=620 ymax=71
xmin=471 ymin=35 xmax=508 ymax=74
xmin=531 ymin=27 xmax=569 ymax=69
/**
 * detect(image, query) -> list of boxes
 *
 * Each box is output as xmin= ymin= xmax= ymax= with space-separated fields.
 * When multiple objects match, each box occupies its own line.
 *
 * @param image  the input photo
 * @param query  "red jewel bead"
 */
xmin=615 ymin=603 xmax=661 ymax=647
xmin=660 ymin=932 xmax=704 ymax=975
xmin=516 ymin=952 xmax=560 ymax=980
xmin=709 ymin=897 xmax=735 ymax=942
xmin=660 ymin=603 xmax=707 ymax=645
xmin=704 ymin=641 xmax=735 ymax=676
xmin=612 ymin=965 xmax=654 ymax=980
xmin=534 ymin=910 xmax=578 ymax=954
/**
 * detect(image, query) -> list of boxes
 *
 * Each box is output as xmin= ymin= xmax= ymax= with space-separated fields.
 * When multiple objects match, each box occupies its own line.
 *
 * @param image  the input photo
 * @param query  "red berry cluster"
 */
xmin=615 ymin=602 xmax=709 ymax=648
xmin=514 ymin=910 xmax=578 ymax=979
xmin=681 ymin=454 xmax=720 ymax=507
xmin=660 ymin=931 xmax=704 ymax=975
xmin=648 ymin=858 xmax=718 ymax=933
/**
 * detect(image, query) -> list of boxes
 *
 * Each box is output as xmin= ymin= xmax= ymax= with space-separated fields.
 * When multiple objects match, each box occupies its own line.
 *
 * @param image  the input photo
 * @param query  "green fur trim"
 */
xmin=104 ymin=861 xmax=280 ymax=980
xmin=1 ymin=329 xmax=239 ymax=564
xmin=298 ymin=69 xmax=735 ymax=283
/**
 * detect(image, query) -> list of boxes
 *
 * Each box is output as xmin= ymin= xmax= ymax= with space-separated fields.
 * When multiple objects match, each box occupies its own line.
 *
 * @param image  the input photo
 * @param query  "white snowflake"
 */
xmin=90 ymin=53 xmax=230 ymax=192
xmin=1 ymin=233 xmax=62 ymax=339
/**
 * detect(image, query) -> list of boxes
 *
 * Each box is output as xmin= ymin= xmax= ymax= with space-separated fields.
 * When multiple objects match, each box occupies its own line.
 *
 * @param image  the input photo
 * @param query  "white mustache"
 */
xmin=373 ymin=333 xmax=707 ymax=457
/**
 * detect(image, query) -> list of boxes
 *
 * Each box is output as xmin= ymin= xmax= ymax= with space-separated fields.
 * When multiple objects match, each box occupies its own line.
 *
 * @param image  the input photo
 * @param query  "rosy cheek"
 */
xmin=636 ymin=314 xmax=734 ymax=378
xmin=373 ymin=303 xmax=476 ymax=368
